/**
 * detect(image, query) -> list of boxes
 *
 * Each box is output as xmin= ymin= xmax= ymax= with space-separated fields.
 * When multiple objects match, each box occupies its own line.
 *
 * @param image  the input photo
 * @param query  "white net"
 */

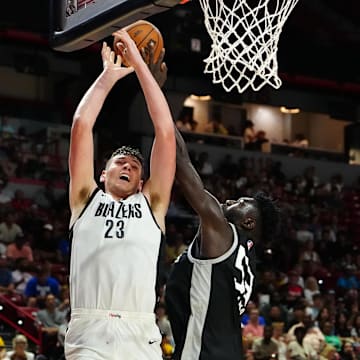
xmin=198 ymin=0 xmax=300 ymax=93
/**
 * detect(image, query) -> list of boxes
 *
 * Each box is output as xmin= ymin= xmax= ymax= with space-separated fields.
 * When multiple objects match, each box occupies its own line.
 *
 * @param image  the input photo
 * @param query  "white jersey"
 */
xmin=69 ymin=188 xmax=162 ymax=312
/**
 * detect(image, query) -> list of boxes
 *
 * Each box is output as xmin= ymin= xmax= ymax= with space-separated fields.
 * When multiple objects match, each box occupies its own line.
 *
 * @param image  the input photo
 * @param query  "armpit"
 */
xmin=150 ymin=192 xmax=161 ymax=210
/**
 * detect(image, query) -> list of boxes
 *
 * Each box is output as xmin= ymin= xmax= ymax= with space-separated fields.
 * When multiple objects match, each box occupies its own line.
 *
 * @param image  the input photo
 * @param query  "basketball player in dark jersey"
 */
xmin=65 ymin=30 xmax=175 ymax=359
xmin=165 ymin=126 xmax=281 ymax=360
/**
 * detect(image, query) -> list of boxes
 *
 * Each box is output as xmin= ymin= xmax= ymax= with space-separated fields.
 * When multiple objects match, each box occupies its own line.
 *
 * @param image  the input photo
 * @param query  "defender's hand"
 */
xmin=141 ymin=43 xmax=167 ymax=88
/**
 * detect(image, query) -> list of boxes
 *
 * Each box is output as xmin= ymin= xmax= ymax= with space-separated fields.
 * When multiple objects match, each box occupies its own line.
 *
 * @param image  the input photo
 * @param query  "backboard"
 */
xmin=50 ymin=0 xmax=184 ymax=52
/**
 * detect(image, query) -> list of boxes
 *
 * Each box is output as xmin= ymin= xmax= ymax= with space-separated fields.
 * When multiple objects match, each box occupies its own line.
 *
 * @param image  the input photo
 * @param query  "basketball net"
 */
xmin=198 ymin=0 xmax=299 ymax=93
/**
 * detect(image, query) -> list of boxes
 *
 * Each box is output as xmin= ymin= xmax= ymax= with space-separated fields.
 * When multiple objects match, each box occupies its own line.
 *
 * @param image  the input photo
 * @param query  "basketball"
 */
xmin=113 ymin=20 xmax=164 ymax=67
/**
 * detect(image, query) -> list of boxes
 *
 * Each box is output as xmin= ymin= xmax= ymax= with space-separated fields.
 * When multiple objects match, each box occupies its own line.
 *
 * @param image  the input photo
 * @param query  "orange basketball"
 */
xmin=113 ymin=20 xmax=164 ymax=67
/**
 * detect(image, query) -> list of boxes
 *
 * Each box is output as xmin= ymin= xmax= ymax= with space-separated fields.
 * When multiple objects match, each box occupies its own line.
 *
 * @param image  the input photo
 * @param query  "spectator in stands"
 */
xmin=175 ymin=106 xmax=197 ymax=132
xmin=0 ymin=256 xmax=14 ymax=294
xmin=204 ymin=113 xmax=229 ymax=135
xmin=307 ymin=293 xmax=325 ymax=321
xmin=0 ymin=243 xmax=5 ymax=259
xmin=243 ymin=308 xmax=265 ymax=345
xmin=303 ymin=277 xmax=320 ymax=306
xmin=55 ymin=230 xmax=70 ymax=265
xmin=32 ymin=224 xmax=58 ymax=262
xmin=0 ymin=117 xmax=16 ymax=139
xmin=0 ymin=211 xmax=23 ymax=245
xmin=32 ymin=180 xmax=58 ymax=210
xmin=57 ymin=310 xmax=70 ymax=359
xmin=317 ymin=228 xmax=338 ymax=265
xmin=0 ymin=175 xmax=12 ymax=205
xmin=334 ymin=311 xmax=351 ymax=338
xmin=340 ymin=342 xmax=357 ymax=360
xmin=242 ymin=301 xmax=267 ymax=326
xmin=320 ymin=320 xmax=342 ymax=353
xmin=295 ymin=221 xmax=314 ymax=245
xmin=298 ymin=240 xmax=321 ymax=266
xmin=21 ymin=153 xmax=44 ymax=180
xmin=321 ymin=344 xmax=339 ymax=360
xmin=6 ymin=233 xmax=33 ymax=262
xmin=242 ymin=119 xmax=256 ymax=149
xmin=252 ymin=130 xmax=269 ymax=152
xmin=24 ymin=264 xmax=60 ymax=308
xmin=6 ymin=334 xmax=35 ymax=360
xmin=35 ymin=293 xmax=68 ymax=360
xmin=164 ymin=232 xmax=187 ymax=267
xmin=263 ymin=305 xmax=288 ymax=328
xmin=256 ymin=270 xmax=277 ymax=300
xmin=10 ymin=189 xmax=33 ymax=212
xmin=337 ymin=265 xmax=360 ymax=295
xmin=252 ymin=325 xmax=279 ymax=360
xmin=324 ymin=173 xmax=344 ymax=194
xmin=292 ymin=133 xmax=309 ymax=148
xmin=0 ymin=336 xmax=7 ymax=360
xmin=286 ymin=303 xmax=307 ymax=336
xmin=287 ymin=326 xmax=317 ymax=360
xmin=0 ymin=150 xmax=18 ymax=178
xmin=302 ymin=166 xmax=320 ymax=195
xmin=279 ymin=270 xmax=304 ymax=309
xmin=272 ymin=323 xmax=287 ymax=360
xmin=350 ymin=312 xmax=360 ymax=341
xmin=301 ymin=313 xmax=326 ymax=356
xmin=216 ymin=153 xmax=237 ymax=180
xmin=292 ymin=263 xmax=305 ymax=288
xmin=57 ymin=285 xmax=70 ymax=314
xmin=196 ymin=151 xmax=214 ymax=177
xmin=315 ymin=307 xmax=331 ymax=328
xmin=11 ymin=257 xmax=33 ymax=297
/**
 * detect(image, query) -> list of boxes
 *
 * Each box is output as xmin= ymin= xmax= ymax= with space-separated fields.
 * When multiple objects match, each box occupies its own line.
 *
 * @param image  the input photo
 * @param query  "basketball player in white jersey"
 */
xmin=64 ymin=29 xmax=175 ymax=360
xmin=165 ymin=125 xmax=281 ymax=360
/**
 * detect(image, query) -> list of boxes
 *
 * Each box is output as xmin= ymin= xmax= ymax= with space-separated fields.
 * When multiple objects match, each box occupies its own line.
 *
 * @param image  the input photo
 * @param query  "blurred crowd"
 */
xmin=1 ymin=126 xmax=360 ymax=360
xmin=160 ymin=148 xmax=360 ymax=359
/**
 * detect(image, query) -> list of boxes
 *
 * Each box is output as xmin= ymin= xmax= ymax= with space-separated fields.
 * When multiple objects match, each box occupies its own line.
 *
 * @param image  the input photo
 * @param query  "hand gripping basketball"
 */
xmin=113 ymin=20 xmax=164 ymax=67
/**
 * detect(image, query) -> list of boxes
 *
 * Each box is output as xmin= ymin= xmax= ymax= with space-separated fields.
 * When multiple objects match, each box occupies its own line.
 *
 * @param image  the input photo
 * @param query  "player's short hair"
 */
xmin=108 ymin=146 xmax=144 ymax=167
xmin=253 ymin=191 xmax=281 ymax=243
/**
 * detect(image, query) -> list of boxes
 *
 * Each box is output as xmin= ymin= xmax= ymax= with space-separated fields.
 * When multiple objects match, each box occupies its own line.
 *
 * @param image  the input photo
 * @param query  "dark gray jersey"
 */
xmin=165 ymin=223 xmax=256 ymax=360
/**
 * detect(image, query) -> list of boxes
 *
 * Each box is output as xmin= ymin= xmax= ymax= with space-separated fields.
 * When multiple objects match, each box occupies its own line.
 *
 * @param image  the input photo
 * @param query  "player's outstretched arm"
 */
xmin=113 ymin=30 xmax=175 ymax=232
xmin=175 ymin=126 xmax=232 ymax=255
xmin=142 ymin=45 xmax=167 ymax=88
xmin=69 ymin=42 xmax=134 ymax=219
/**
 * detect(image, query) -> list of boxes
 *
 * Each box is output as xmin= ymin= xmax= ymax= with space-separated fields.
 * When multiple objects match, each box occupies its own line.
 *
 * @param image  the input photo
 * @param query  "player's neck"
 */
xmin=106 ymin=189 xmax=136 ymax=202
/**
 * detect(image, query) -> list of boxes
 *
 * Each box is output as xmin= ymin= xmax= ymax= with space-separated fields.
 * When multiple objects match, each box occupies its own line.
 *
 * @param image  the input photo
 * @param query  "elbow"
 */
xmin=72 ymin=112 xmax=84 ymax=126
xmin=155 ymin=121 xmax=175 ymax=139
xmin=71 ymin=114 xmax=92 ymax=133
xmin=156 ymin=128 xmax=176 ymax=152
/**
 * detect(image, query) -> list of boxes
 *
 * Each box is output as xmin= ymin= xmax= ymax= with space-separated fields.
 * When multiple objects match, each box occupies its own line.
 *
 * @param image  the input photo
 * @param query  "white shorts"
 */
xmin=64 ymin=308 xmax=163 ymax=360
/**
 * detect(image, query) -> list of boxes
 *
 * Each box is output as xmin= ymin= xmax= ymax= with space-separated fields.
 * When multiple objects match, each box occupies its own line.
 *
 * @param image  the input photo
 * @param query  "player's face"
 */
xmin=222 ymin=197 xmax=259 ymax=231
xmin=103 ymin=155 xmax=143 ymax=197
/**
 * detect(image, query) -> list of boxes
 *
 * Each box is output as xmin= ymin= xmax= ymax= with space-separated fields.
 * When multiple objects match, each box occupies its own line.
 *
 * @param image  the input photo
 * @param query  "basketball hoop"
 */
xmin=198 ymin=0 xmax=300 ymax=93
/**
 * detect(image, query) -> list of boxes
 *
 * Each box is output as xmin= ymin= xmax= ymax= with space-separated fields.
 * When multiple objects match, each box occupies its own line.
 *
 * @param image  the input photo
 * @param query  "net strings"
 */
xmin=198 ymin=0 xmax=299 ymax=92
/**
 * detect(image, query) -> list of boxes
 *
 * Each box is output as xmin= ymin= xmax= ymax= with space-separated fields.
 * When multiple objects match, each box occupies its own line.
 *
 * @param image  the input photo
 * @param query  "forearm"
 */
xmin=175 ymin=125 xmax=218 ymax=219
xmin=175 ymin=126 xmax=205 ymax=192
xmin=175 ymin=125 xmax=191 ymax=160
xmin=135 ymin=63 xmax=173 ymax=136
xmin=175 ymin=126 xmax=228 ymax=243
xmin=73 ymin=69 xmax=118 ymax=128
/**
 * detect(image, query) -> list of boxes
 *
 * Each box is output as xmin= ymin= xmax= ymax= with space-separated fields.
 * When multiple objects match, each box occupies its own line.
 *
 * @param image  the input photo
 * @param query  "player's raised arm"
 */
xmin=174 ymin=126 xmax=232 ymax=250
xmin=68 ymin=42 xmax=134 ymax=219
xmin=113 ymin=30 xmax=175 ymax=232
